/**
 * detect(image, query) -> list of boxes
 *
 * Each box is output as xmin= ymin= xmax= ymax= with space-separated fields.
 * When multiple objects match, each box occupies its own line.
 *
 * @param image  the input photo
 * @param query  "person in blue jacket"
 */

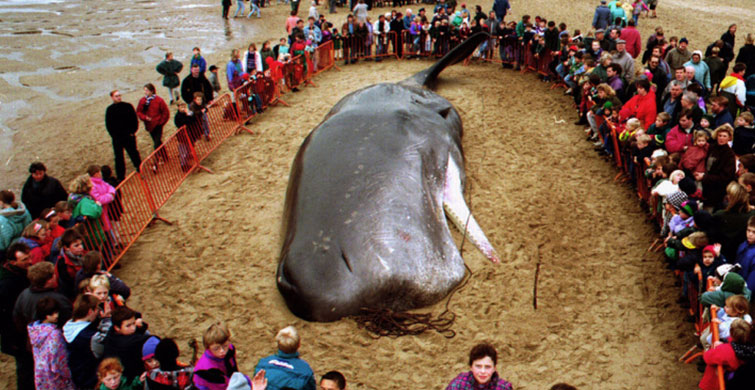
xmin=736 ymin=216 xmax=755 ymax=291
xmin=254 ymin=326 xmax=315 ymax=390
xmin=492 ymin=0 xmax=509 ymax=23
xmin=592 ymin=0 xmax=611 ymax=30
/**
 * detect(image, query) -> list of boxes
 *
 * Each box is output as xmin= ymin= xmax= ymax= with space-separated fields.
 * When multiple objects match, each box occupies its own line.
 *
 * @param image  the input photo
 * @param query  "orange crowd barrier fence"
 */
xmin=312 ymin=40 xmax=336 ymax=76
xmin=234 ymin=74 xmax=279 ymax=125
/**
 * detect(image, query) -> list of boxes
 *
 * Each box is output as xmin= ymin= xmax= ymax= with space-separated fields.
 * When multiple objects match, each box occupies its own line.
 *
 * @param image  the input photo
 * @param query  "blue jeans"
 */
xmin=247 ymin=1 xmax=260 ymax=17
xmin=632 ymin=14 xmax=639 ymax=25
xmin=233 ymin=0 xmax=245 ymax=17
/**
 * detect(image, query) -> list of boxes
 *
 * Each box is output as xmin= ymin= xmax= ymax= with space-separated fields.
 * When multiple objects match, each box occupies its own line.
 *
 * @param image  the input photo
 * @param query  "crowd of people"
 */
xmin=3 ymin=0 xmax=755 ymax=389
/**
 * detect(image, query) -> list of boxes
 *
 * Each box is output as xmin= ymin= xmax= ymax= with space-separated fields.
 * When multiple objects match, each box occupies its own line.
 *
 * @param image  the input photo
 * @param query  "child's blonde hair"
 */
xmin=203 ymin=322 xmax=231 ymax=349
xmin=669 ymin=170 xmax=685 ymax=184
xmin=738 ymin=112 xmax=754 ymax=125
xmin=656 ymin=111 xmax=671 ymax=124
xmin=276 ymin=325 xmax=300 ymax=354
xmin=89 ymin=274 xmax=110 ymax=291
xmin=687 ymin=231 xmax=709 ymax=248
xmin=637 ymin=134 xmax=652 ymax=144
xmin=726 ymin=295 xmax=749 ymax=317
xmin=729 ymin=319 xmax=752 ymax=343
xmin=693 ymin=130 xmax=709 ymax=142
xmin=626 ymin=118 xmax=642 ymax=131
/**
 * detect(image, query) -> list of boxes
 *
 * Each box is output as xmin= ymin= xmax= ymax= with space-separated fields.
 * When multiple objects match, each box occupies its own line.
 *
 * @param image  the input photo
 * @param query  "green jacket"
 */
xmin=156 ymin=59 xmax=184 ymax=89
xmin=98 ymin=376 xmax=142 ymax=390
xmin=69 ymin=194 xmax=104 ymax=249
xmin=701 ymin=272 xmax=752 ymax=308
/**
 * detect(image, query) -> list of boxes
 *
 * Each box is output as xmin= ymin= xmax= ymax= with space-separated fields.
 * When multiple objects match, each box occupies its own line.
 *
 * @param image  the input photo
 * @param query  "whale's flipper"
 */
xmin=400 ymin=32 xmax=490 ymax=89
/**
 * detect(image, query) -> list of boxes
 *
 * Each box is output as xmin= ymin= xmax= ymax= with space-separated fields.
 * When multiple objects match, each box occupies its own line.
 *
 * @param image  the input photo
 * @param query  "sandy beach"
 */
xmin=1 ymin=0 xmax=754 ymax=388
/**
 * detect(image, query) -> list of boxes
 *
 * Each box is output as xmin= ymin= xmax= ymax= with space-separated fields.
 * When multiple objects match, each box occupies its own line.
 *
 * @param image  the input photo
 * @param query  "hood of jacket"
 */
xmin=63 ymin=319 xmax=92 ymax=343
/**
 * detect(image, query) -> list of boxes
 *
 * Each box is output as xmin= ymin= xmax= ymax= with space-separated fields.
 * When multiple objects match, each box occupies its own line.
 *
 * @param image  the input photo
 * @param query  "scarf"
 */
xmin=246 ymin=52 xmax=256 ymax=73
xmin=143 ymin=94 xmax=156 ymax=111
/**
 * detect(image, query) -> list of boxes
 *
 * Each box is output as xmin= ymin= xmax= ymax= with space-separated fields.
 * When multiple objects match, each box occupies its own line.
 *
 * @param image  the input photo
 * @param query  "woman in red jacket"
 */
xmin=619 ymin=78 xmax=657 ymax=130
xmin=136 ymin=83 xmax=170 ymax=166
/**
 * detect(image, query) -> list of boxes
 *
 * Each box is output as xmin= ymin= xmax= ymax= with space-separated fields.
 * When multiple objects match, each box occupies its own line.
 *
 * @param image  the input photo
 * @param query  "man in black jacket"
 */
xmin=20 ymin=162 xmax=68 ymax=219
xmin=105 ymin=90 xmax=142 ymax=182
xmin=181 ymin=64 xmax=215 ymax=105
xmin=0 ymin=244 xmax=33 ymax=390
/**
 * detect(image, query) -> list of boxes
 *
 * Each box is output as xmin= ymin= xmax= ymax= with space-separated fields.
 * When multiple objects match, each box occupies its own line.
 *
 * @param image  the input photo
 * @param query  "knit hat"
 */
xmin=692 ymin=50 xmax=703 ymax=58
xmin=651 ymin=149 xmax=668 ymax=159
xmin=666 ymin=191 xmax=688 ymax=210
xmin=679 ymin=37 xmax=689 ymax=44
xmin=692 ymin=210 xmax=714 ymax=231
xmin=142 ymin=336 xmax=160 ymax=361
xmin=569 ymin=45 xmax=578 ymax=52
xmin=227 ymin=373 xmax=252 ymax=390
xmin=701 ymin=245 xmax=716 ymax=256
xmin=679 ymin=199 xmax=698 ymax=216
xmin=603 ymin=101 xmax=614 ymax=109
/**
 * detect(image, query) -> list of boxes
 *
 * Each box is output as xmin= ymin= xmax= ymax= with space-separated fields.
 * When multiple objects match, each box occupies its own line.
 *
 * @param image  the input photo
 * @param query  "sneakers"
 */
xmin=593 ymin=141 xmax=603 ymax=147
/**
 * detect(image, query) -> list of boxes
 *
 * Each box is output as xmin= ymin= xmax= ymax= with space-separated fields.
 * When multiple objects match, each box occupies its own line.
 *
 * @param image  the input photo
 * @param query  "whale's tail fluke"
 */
xmin=400 ymin=32 xmax=490 ymax=89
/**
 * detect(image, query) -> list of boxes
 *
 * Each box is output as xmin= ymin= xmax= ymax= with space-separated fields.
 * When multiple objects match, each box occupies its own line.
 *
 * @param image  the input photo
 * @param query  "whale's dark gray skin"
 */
xmin=277 ymin=33 xmax=499 ymax=322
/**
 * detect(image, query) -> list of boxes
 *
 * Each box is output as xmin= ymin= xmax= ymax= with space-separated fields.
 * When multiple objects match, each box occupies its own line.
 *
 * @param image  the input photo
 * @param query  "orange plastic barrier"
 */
xmin=340 ymin=31 xmax=399 ymax=62
xmin=710 ymin=305 xmax=726 ymax=390
xmin=401 ymin=30 xmax=432 ymax=59
xmin=312 ymin=40 xmax=336 ymax=75
xmin=192 ymin=93 xmax=250 ymax=162
xmin=234 ymin=74 xmax=279 ymax=125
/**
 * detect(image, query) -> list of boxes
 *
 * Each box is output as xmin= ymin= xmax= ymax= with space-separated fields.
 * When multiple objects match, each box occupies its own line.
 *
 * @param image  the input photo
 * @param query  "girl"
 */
xmin=97 ymin=358 xmax=145 ymax=390
xmin=680 ymin=131 xmax=710 ymax=177
xmin=259 ymin=41 xmax=275 ymax=72
xmin=0 ymin=189 xmax=32 ymax=257
xmin=89 ymin=274 xmax=123 ymax=311
xmin=17 ymin=219 xmax=51 ymax=265
xmin=68 ymin=174 xmax=105 ymax=249
xmin=28 ymin=298 xmax=75 ymax=390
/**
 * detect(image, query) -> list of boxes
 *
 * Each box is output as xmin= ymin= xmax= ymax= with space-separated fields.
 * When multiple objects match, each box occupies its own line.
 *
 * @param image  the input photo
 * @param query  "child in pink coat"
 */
xmin=28 ymin=297 xmax=75 ymax=390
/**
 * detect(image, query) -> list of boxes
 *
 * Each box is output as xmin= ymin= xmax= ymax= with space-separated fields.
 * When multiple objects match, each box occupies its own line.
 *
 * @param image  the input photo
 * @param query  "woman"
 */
xmin=697 ymin=124 xmax=737 ymax=211
xmin=0 ymin=190 xmax=32 ymax=259
xmin=713 ymin=182 xmax=755 ymax=263
xmin=136 ymin=83 xmax=170 ymax=165
xmin=445 ymin=343 xmax=513 ymax=390
xmin=242 ymin=43 xmax=263 ymax=75
xmin=68 ymin=175 xmax=104 ymax=250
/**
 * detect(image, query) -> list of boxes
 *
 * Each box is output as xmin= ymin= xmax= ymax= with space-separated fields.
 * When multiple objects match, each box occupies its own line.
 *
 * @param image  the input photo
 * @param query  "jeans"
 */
xmin=247 ymin=1 xmax=260 ymax=17
xmin=234 ymin=0 xmax=245 ymax=17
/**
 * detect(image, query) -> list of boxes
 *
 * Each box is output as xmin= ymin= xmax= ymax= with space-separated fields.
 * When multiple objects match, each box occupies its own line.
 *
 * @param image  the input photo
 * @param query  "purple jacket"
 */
xmin=193 ymin=345 xmax=237 ymax=390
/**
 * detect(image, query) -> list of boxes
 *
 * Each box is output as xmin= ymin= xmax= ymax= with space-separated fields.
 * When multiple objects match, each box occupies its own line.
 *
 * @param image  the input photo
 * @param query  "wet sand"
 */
xmin=1 ymin=0 xmax=754 ymax=389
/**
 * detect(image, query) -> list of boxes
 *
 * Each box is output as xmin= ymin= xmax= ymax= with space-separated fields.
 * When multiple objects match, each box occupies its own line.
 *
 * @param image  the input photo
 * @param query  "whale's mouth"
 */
xmin=442 ymin=156 xmax=500 ymax=263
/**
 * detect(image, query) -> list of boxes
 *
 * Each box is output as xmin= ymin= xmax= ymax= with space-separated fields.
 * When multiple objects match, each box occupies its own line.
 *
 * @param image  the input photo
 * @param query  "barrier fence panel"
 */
xmin=313 ymin=40 xmax=336 ymax=75
xmin=76 ymin=172 xmax=156 ymax=270
xmin=281 ymin=54 xmax=306 ymax=91
xmin=139 ymin=126 xmax=200 ymax=210
xmin=340 ymin=32 xmax=399 ymax=63
xmin=192 ymin=93 xmax=247 ymax=161
xmin=234 ymin=75 xmax=278 ymax=125
xmin=401 ymin=30 xmax=432 ymax=59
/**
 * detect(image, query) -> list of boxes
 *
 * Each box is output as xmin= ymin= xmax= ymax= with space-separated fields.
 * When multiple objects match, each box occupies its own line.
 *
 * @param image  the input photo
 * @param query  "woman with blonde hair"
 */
xmin=68 ymin=175 xmax=104 ymax=249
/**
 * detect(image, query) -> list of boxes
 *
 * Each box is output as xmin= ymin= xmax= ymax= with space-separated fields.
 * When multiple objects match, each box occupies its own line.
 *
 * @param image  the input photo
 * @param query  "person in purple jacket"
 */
xmin=193 ymin=322 xmax=238 ymax=390
xmin=736 ymin=216 xmax=755 ymax=290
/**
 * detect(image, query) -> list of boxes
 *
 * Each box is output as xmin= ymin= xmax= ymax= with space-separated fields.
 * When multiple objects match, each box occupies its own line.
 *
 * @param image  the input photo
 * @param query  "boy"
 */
xmin=193 ymin=322 xmax=238 ymax=390
xmin=735 ymin=216 xmax=755 ymax=293
xmin=320 ymin=371 xmax=346 ymax=390
xmin=254 ymin=326 xmax=316 ymax=390
xmin=103 ymin=306 xmax=150 ymax=381
xmin=733 ymin=112 xmax=755 ymax=156
xmin=75 ymin=251 xmax=131 ymax=300
xmin=54 ymin=229 xmax=86 ymax=299
xmin=646 ymin=112 xmax=672 ymax=148
xmin=207 ymin=65 xmax=222 ymax=94
xmin=63 ymin=294 xmax=112 ymax=389
xmin=190 ymin=47 xmax=207 ymax=74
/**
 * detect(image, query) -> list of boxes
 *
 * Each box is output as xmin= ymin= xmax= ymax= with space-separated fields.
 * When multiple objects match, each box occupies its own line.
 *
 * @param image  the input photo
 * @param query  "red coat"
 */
xmin=619 ymin=90 xmax=656 ymax=131
xmin=700 ymin=342 xmax=742 ymax=390
xmin=665 ymin=125 xmax=695 ymax=154
xmin=620 ymin=26 xmax=642 ymax=58
xmin=136 ymin=95 xmax=170 ymax=132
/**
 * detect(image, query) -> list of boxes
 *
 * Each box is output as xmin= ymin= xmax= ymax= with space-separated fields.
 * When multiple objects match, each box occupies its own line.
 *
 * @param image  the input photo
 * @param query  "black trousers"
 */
xmin=15 ymin=350 xmax=34 ymax=390
xmin=149 ymin=125 xmax=169 ymax=162
xmin=112 ymin=134 xmax=142 ymax=181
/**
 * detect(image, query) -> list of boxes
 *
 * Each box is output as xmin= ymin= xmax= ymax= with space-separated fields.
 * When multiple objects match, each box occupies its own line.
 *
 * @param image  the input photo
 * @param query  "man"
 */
xmin=0 ymin=244 xmax=33 ymax=390
xmin=665 ymin=37 xmax=692 ymax=71
xmin=679 ymin=91 xmax=703 ymax=126
xmin=662 ymin=67 xmax=690 ymax=102
xmin=320 ymin=371 xmax=346 ymax=390
xmin=402 ymin=9 xmax=413 ymax=30
xmin=373 ymin=13 xmax=390 ymax=62
xmin=254 ymin=326 xmax=316 ymax=390
xmin=136 ymin=83 xmax=170 ymax=165
xmin=661 ymin=80 xmax=684 ymax=127
xmin=594 ymin=29 xmax=610 ymax=52
xmin=156 ymin=52 xmax=183 ymax=104
xmin=619 ymin=19 xmax=641 ymax=58
xmin=389 ymin=12 xmax=404 ymax=59
xmin=341 ymin=14 xmax=357 ymax=64
xmin=606 ymin=63 xmax=624 ymax=98
xmin=303 ymin=17 xmax=322 ymax=45
xmin=710 ymin=96 xmax=734 ymax=128
xmin=181 ymin=64 xmax=214 ymax=104
xmin=684 ymin=50 xmax=711 ymax=93
xmin=665 ymin=110 xmax=699 ymax=154
xmin=684 ymin=65 xmax=705 ymax=95
xmin=592 ymin=0 xmax=611 ymax=30
xmin=104 ymin=91 xmax=142 ymax=182
xmin=646 ymin=56 xmax=668 ymax=107
xmin=612 ymin=39 xmax=635 ymax=83
xmin=492 ymin=0 xmax=509 ymax=22
xmin=21 ymin=162 xmax=68 ymax=219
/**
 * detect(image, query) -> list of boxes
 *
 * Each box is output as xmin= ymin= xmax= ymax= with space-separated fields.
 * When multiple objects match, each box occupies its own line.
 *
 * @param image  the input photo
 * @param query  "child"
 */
xmin=55 ymin=200 xmax=74 ymax=229
xmin=17 ymin=219 xmax=51 ymax=265
xmin=90 ymin=274 xmax=120 ymax=312
xmin=738 ymin=172 xmax=755 ymax=205
xmin=646 ymin=112 xmax=672 ymax=148
xmin=28 ymin=297 xmax=75 ymax=390
xmin=699 ymin=319 xmax=751 ymax=390
xmin=64 ymin=294 xmax=113 ymax=390
xmin=651 ymin=166 xmax=684 ymax=199
xmin=701 ymin=266 xmax=752 ymax=309
xmin=103 ymin=306 xmax=151 ymax=381
xmin=141 ymin=336 xmax=161 ymax=372
xmin=146 ymin=338 xmax=195 ymax=390
xmin=332 ymin=28 xmax=342 ymax=60
xmin=699 ymin=114 xmax=713 ymax=134
xmin=733 ymin=112 xmax=755 ymax=156
xmin=189 ymin=92 xmax=211 ymax=140
xmin=207 ymin=65 xmax=222 ymax=94
xmin=680 ymin=130 xmax=709 ymax=176
xmin=193 ymin=322 xmax=238 ymax=390
xmin=631 ymin=133 xmax=655 ymax=167
xmin=76 ymin=251 xmax=131 ymax=300
xmin=254 ymin=326 xmax=315 ymax=390
xmin=669 ymin=199 xmax=696 ymax=235
xmin=97 ymin=358 xmax=145 ymax=390
xmin=697 ymin=244 xmax=725 ymax=282
xmin=54 ymin=229 xmax=86 ymax=299
xmin=702 ymin=295 xmax=752 ymax=348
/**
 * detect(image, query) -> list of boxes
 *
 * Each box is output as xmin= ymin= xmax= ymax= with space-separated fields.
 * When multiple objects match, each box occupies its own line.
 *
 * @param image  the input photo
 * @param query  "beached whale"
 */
xmin=277 ymin=33 xmax=499 ymax=322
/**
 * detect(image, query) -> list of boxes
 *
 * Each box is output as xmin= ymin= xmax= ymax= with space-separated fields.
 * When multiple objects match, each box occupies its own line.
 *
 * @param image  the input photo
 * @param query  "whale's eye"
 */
xmin=438 ymin=107 xmax=452 ymax=119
